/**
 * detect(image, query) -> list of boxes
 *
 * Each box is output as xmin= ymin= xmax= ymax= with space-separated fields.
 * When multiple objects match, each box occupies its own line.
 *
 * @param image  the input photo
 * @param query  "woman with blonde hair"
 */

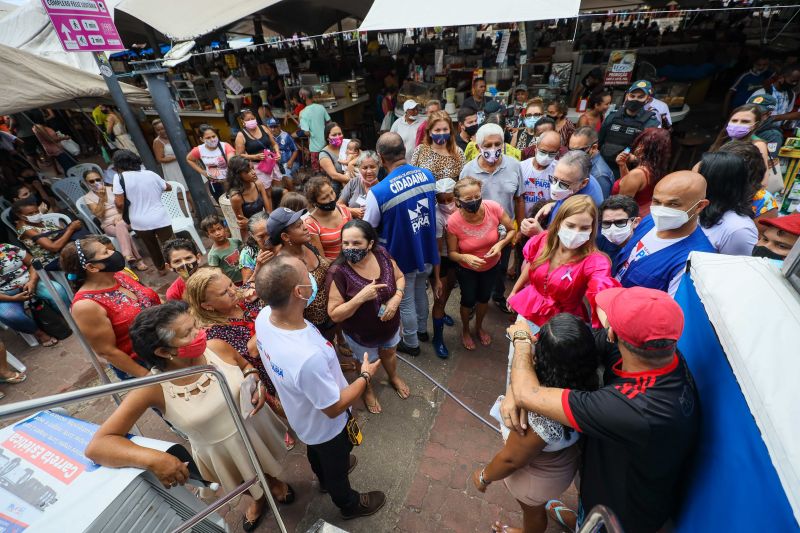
xmin=508 ymin=195 xmax=617 ymax=331
xmin=411 ymin=110 xmax=466 ymax=180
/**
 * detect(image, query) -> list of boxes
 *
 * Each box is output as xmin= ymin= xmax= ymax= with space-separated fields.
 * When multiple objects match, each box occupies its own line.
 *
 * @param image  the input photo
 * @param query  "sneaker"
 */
xmin=341 ymin=491 xmax=387 ymax=520
xmin=417 ymin=330 xmax=429 ymax=342
xmin=494 ymin=299 xmax=513 ymax=314
xmin=397 ymin=340 xmax=421 ymax=357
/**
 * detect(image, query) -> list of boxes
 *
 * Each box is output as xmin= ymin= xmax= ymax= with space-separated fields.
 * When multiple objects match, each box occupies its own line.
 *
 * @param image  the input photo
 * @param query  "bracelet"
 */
xmin=395 ymin=287 xmax=405 ymax=295
xmin=479 ymin=468 xmax=490 ymax=487
xmin=360 ymin=371 xmax=371 ymax=384
xmin=243 ymin=368 xmax=259 ymax=378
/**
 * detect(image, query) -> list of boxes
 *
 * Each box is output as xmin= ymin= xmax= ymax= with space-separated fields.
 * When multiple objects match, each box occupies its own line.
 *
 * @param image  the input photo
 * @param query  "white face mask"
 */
xmin=535 ymin=151 xmax=556 ymax=167
xmin=439 ymin=202 xmax=456 ymax=214
xmin=550 ymin=181 xmax=574 ymax=201
xmin=601 ymin=221 xmax=633 ymax=245
xmin=558 ymin=227 xmax=592 ymax=250
xmin=204 ymin=138 xmax=219 ymax=149
xmin=25 ymin=213 xmax=44 ymax=224
xmin=650 ymin=202 xmax=699 ymax=231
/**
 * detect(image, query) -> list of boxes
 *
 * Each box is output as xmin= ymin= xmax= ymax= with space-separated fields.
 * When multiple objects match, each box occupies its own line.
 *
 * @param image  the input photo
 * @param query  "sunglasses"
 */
xmin=86 ymin=178 xmax=103 ymax=184
xmin=601 ymin=218 xmax=633 ymax=229
xmin=548 ymin=175 xmax=574 ymax=189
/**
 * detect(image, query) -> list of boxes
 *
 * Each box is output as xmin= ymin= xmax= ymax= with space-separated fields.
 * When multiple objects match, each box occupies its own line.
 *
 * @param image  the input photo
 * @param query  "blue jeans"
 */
xmin=399 ymin=264 xmax=432 ymax=348
xmin=0 ymin=281 xmax=70 ymax=334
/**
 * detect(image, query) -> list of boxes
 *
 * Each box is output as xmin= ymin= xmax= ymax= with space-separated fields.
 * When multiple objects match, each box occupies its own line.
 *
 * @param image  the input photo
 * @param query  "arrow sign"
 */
xmin=60 ymin=24 xmax=72 ymax=41
xmin=41 ymin=0 xmax=125 ymax=52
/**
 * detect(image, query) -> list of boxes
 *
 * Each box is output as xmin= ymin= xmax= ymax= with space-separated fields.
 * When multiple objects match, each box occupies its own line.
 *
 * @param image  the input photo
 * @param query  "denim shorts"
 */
xmin=343 ymin=328 xmax=401 ymax=363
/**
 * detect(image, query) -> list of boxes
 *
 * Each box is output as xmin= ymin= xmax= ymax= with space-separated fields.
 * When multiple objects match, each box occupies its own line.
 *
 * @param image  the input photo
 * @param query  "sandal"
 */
xmin=131 ymin=260 xmax=149 ymax=271
xmin=545 ymin=499 xmax=577 ymax=532
xmin=491 ymin=521 xmax=519 ymax=533
xmin=40 ymin=338 xmax=58 ymax=347
xmin=477 ymin=329 xmax=492 ymax=346
xmin=242 ymin=510 xmax=266 ymax=532
xmin=462 ymin=331 xmax=476 ymax=351
xmin=391 ymin=378 xmax=410 ymax=399
xmin=0 ymin=372 xmax=27 ymax=385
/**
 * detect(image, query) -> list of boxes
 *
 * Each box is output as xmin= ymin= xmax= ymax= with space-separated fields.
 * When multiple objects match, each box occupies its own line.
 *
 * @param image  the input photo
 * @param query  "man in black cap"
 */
xmin=572 ymin=67 xmax=604 ymax=107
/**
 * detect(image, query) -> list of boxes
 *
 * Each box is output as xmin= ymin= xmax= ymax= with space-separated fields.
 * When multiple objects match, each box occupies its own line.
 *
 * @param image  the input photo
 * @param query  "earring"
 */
xmin=169 ymin=354 xmax=174 ymax=361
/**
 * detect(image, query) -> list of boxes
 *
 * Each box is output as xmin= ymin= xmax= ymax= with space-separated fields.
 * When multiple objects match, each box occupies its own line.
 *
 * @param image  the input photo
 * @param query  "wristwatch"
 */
xmin=512 ymin=329 xmax=532 ymax=346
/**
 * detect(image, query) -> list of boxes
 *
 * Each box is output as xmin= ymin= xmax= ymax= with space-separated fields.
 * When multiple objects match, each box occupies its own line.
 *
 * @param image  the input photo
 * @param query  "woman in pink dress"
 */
xmin=507 ymin=195 xmax=618 ymax=331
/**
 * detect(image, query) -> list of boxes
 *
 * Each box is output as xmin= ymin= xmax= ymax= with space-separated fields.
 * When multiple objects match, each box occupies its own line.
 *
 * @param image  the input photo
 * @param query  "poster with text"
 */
xmin=604 ymin=50 xmax=637 ymax=86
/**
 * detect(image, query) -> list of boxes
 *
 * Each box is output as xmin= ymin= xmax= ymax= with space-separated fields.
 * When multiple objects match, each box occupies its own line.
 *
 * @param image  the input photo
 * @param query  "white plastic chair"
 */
xmin=0 ymin=197 xmax=10 ymax=211
xmin=217 ymin=194 xmax=242 ymax=242
xmin=0 ymin=321 xmax=38 ymax=348
xmin=51 ymin=177 xmax=89 ymax=213
xmin=66 ymin=163 xmax=104 ymax=181
xmin=75 ymin=197 xmax=121 ymax=250
xmin=161 ymin=181 xmax=207 ymax=254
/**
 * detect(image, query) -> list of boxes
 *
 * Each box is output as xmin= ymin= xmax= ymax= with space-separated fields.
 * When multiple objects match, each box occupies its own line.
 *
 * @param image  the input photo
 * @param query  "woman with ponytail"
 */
xmin=62 ymin=235 xmax=160 ymax=379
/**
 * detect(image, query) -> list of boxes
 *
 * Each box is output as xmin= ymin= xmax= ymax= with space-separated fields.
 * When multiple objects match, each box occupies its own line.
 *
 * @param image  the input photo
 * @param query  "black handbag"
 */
xmin=29 ymin=297 xmax=72 ymax=340
xmin=117 ymin=172 xmax=132 ymax=224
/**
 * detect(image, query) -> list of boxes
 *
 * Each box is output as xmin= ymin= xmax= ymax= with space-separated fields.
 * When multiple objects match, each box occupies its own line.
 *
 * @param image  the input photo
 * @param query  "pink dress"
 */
xmin=507 ymin=232 xmax=618 ymax=327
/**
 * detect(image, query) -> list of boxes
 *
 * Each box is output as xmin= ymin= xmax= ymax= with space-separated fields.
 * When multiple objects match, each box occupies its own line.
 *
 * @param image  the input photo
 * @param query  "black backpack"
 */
xmin=29 ymin=297 xmax=72 ymax=340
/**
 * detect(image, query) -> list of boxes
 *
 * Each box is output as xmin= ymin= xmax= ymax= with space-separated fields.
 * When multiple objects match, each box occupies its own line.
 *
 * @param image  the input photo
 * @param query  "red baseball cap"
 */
xmin=759 ymin=213 xmax=800 ymax=236
xmin=596 ymin=287 xmax=684 ymax=350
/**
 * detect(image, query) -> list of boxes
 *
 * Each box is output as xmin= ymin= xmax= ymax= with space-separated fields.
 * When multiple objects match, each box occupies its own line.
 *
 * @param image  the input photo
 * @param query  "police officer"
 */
xmin=599 ymin=81 xmax=660 ymax=176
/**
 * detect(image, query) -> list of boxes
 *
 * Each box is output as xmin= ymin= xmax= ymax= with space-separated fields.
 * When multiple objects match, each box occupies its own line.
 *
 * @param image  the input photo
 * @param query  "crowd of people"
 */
xmin=0 ymin=62 xmax=799 ymax=532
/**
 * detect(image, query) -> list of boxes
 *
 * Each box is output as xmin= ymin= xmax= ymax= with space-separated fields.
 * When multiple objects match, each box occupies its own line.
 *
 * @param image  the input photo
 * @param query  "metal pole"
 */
xmin=131 ymin=60 xmax=217 ymax=219
xmin=171 ymin=477 xmax=258 ymax=533
xmin=93 ymin=52 xmax=159 ymax=173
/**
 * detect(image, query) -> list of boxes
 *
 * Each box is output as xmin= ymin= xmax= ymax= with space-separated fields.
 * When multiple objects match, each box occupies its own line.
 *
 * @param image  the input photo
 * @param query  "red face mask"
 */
xmin=177 ymin=329 xmax=207 ymax=359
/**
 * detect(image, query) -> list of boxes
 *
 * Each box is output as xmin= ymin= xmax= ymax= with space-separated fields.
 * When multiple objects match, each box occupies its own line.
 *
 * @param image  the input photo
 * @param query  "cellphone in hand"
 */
xmin=623 ymin=147 xmax=631 ymax=154
xmin=377 ymin=304 xmax=387 ymax=318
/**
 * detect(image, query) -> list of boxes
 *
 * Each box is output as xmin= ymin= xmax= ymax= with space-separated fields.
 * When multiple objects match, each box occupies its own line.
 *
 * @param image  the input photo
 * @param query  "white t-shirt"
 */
xmin=519 ymin=159 xmax=555 ymax=216
xmin=254 ymin=306 xmax=348 ymax=445
xmin=701 ymin=210 xmax=758 ymax=256
xmin=615 ymin=228 xmax=687 ymax=297
xmin=645 ymin=98 xmax=672 ymax=127
xmin=112 ymin=169 xmax=171 ymax=231
xmin=390 ymin=117 xmax=421 ymax=162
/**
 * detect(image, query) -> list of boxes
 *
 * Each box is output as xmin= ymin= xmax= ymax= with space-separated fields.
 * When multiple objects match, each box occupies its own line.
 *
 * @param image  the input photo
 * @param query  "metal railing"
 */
xmin=578 ymin=505 xmax=624 ymax=533
xmin=0 ymin=365 xmax=288 ymax=533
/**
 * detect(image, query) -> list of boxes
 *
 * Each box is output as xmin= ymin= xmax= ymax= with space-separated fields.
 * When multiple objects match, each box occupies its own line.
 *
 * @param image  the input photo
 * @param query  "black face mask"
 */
xmin=317 ymin=200 xmax=337 ymax=211
xmin=751 ymin=245 xmax=785 ymax=261
xmin=458 ymin=198 xmax=482 ymax=214
xmin=91 ymin=251 xmax=126 ymax=273
xmin=624 ymin=99 xmax=645 ymax=113
xmin=464 ymin=124 xmax=479 ymax=137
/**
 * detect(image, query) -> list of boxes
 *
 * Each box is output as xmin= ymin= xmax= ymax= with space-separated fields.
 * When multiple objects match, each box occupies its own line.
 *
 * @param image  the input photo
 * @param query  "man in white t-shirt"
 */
xmin=390 ymin=99 xmax=422 ymax=162
xmin=519 ymin=131 xmax=559 ymax=216
xmin=254 ymin=255 xmax=385 ymax=520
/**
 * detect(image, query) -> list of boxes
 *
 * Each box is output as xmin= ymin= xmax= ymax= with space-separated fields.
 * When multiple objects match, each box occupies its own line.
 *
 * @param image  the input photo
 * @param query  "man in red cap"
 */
xmin=502 ymin=286 xmax=699 ymax=532
xmin=753 ymin=213 xmax=800 ymax=261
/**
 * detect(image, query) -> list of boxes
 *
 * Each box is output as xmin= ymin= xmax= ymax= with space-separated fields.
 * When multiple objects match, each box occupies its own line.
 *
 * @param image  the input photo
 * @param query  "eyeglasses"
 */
xmin=601 ymin=218 xmax=633 ymax=229
xmin=572 ymin=145 xmax=594 ymax=153
xmin=537 ymin=148 xmax=560 ymax=158
xmin=548 ymin=175 xmax=574 ymax=189
xmin=86 ymin=179 xmax=102 ymax=184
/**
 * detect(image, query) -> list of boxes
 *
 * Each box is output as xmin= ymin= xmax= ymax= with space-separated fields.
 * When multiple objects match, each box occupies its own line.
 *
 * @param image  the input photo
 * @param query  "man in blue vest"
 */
xmin=614 ymin=171 xmax=716 ymax=297
xmin=364 ymin=132 xmax=440 ymax=356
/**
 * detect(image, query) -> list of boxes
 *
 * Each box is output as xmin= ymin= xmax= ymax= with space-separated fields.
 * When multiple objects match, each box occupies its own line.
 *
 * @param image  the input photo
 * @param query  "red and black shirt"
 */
xmin=562 ymin=329 xmax=699 ymax=533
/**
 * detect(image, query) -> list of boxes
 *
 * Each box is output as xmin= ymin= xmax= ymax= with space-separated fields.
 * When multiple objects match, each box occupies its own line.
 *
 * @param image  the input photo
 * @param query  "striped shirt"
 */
xmin=305 ymin=205 xmax=353 ymax=260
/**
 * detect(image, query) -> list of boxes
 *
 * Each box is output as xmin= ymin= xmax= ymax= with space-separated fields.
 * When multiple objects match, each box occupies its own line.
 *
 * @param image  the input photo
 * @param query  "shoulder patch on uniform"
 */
xmin=636 ymin=81 xmax=647 ymax=88
xmin=753 ymin=96 xmax=764 ymax=104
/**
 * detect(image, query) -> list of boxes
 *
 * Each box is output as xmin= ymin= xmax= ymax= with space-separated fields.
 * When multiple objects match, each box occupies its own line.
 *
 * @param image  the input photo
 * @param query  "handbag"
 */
xmin=256 ymin=150 xmax=278 ymax=174
xmin=117 ymin=173 xmax=132 ymax=224
xmin=60 ymin=138 xmax=80 ymax=157
xmin=29 ymin=297 xmax=71 ymax=340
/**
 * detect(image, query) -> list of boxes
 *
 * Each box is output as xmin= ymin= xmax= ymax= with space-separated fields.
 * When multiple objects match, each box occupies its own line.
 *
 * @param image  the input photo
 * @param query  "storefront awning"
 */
xmin=359 ymin=0 xmax=581 ymax=31
xmin=0 ymin=43 xmax=150 ymax=115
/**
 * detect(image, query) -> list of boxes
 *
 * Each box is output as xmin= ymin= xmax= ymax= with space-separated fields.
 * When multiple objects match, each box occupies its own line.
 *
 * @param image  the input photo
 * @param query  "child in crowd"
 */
xmin=267 ymin=118 xmax=300 ymax=183
xmin=200 ymin=215 xmax=243 ymax=284
xmin=163 ymin=238 xmax=202 ymax=300
xmin=279 ymin=191 xmax=309 ymax=212
xmin=343 ymin=139 xmax=362 ymax=178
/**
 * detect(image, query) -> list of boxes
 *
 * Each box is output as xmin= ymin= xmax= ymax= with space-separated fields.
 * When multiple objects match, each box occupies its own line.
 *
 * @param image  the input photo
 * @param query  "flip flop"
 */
xmin=462 ymin=332 xmax=476 ymax=351
xmin=545 ymin=499 xmax=577 ymax=532
xmin=40 ymin=338 xmax=58 ymax=347
xmin=477 ymin=330 xmax=492 ymax=346
xmin=491 ymin=521 xmax=514 ymax=532
xmin=391 ymin=380 xmax=410 ymax=399
xmin=0 ymin=372 xmax=27 ymax=385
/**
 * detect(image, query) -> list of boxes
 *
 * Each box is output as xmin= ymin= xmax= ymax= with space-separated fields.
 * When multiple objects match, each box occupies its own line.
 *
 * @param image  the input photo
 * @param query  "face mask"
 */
xmin=752 ymin=245 xmax=785 ymax=261
xmin=359 ymin=171 xmax=378 ymax=186
xmin=481 ymin=148 xmax=502 ymax=164
xmin=550 ymin=181 xmax=574 ymax=201
xmin=440 ymin=202 xmax=456 ymax=214
xmin=523 ymin=116 xmax=540 ymax=129
xmin=726 ymin=123 xmax=752 ymax=139
xmin=25 ymin=213 xmax=44 ymax=224
xmin=431 ymin=133 xmax=450 ymax=145
xmin=601 ymin=222 xmax=633 ymax=245
xmin=173 ymin=260 xmax=199 ymax=280
xmin=329 ymin=137 xmax=343 ymax=148
xmin=624 ymin=99 xmax=645 ymax=113
xmin=205 ymin=138 xmax=219 ymax=149
xmin=91 ymin=250 xmax=127 ymax=273
xmin=459 ymin=198 xmax=482 ymax=214
xmin=176 ymin=329 xmax=207 ymax=359
xmin=243 ymin=119 xmax=258 ymax=129
xmin=298 ymin=272 xmax=318 ymax=308
xmin=342 ymin=247 xmax=369 ymax=264
xmin=558 ymin=227 xmax=592 ymax=250
xmin=650 ymin=202 xmax=699 ymax=231
xmin=317 ymin=200 xmax=337 ymax=211
xmin=535 ymin=151 xmax=556 ymax=167
xmin=464 ymin=124 xmax=479 ymax=137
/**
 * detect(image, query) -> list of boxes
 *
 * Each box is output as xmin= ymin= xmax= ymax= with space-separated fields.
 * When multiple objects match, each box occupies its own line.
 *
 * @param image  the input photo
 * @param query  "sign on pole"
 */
xmin=603 ymin=49 xmax=637 ymax=86
xmin=41 ymin=0 xmax=125 ymax=52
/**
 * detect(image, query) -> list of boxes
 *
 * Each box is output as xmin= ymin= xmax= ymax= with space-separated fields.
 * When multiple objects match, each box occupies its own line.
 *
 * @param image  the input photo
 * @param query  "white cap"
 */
xmin=435 ymin=178 xmax=456 ymax=194
xmin=403 ymin=99 xmax=419 ymax=112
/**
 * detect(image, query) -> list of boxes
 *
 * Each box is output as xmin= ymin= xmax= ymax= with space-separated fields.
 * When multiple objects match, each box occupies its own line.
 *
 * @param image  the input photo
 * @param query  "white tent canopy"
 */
xmin=359 ymin=0 xmax=581 ymax=31
xmin=115 ymin=0 xmax=281 ymax=40
xmin=0 ymin=43 xmax=150 ymax=115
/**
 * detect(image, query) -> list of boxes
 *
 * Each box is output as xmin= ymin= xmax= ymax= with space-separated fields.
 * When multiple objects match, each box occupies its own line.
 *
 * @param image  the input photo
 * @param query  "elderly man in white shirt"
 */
xmin=390 ymin=99 xmax=422 ymax=162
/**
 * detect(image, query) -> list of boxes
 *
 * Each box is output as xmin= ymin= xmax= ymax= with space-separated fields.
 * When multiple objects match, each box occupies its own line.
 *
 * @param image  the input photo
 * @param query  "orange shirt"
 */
xmin=305 ymin=205 xmax=353 ymax=260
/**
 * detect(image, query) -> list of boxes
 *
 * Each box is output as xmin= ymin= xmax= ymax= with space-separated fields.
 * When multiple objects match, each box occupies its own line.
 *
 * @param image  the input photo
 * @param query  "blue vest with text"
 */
xmin=613 ymin=215 xmax=715 ymax=292
xmin=371 ymin=164 xmax=439 ymax=273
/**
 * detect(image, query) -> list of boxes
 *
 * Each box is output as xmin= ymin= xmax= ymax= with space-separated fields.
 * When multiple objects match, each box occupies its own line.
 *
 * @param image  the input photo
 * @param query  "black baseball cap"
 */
xmin=267 ymin=207 xmax=306 ymax=242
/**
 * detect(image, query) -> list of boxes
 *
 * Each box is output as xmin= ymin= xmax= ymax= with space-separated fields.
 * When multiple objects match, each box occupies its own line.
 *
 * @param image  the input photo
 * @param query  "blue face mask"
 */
xmin=523 ymin=115 xmax=540 ymax=129
xmin=298 ymin=272 xmax=318 ymax=308
xmin=431 ymin=133 xmax=450 ymax=145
